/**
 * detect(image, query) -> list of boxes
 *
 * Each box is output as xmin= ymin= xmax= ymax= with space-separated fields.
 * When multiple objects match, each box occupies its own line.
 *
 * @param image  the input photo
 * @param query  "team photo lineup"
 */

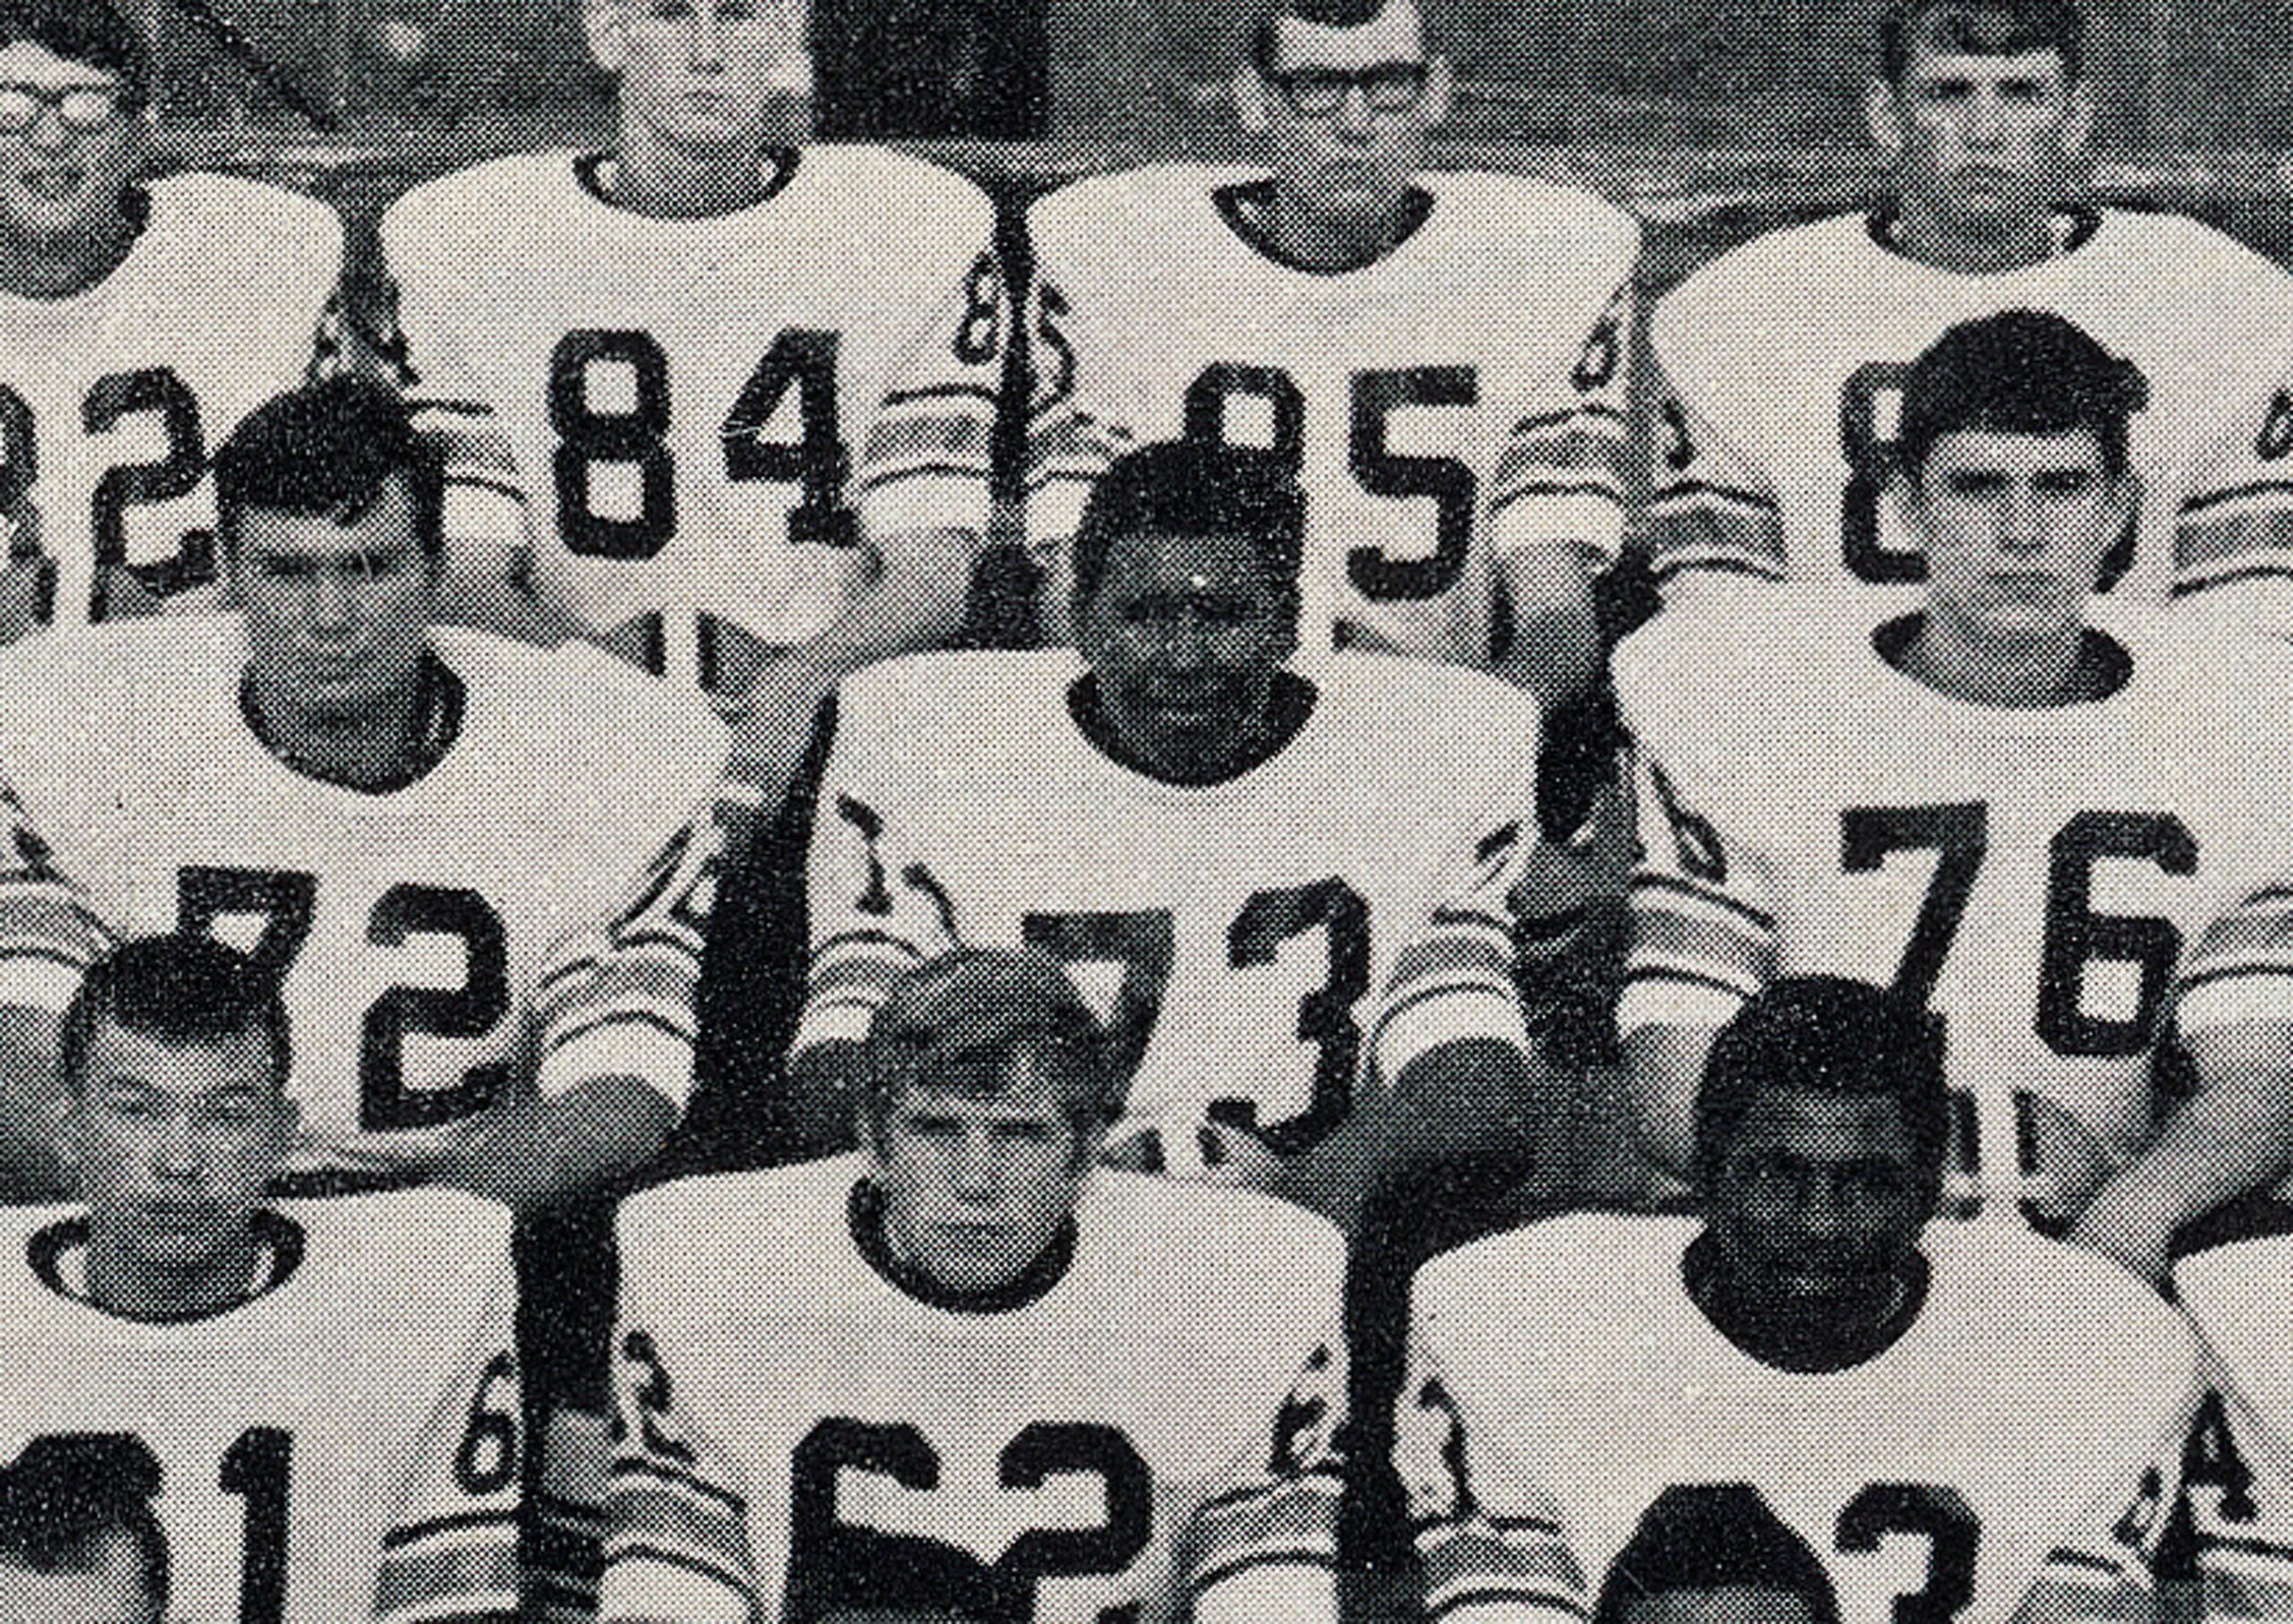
xmin=0 ymin=0 xmax=2288 ymax=1618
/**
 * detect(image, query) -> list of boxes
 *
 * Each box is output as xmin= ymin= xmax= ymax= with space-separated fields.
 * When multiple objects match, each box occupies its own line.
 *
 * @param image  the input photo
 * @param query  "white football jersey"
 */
xmin=0 ymin=173 xmax=340 ymax=633
xmin=1027 ymin=165 xmax=1639 ymax=662
xmin=2172 ymin=1217 xmax=2293 ymax=1619
xmin=602 ymin=1155 xmax=1345 ymax=1624
xmin=1648 ymin=209 xmax=2293 ymax=626
xmin=793 ymin=649 xmax=1540 ymax=1174
xmin=0 ymin=1189 xmax=520 ymax=1624
xmin=1616 ymin=594 xmax=2293 ymax=1228
xmin=379 ymin=145 xmax=1001 ymax=685
xmin=1400 ymin=1213 xmax=2195 ymax=1624
xmin=0 ymin=617 xmax=729 ymax=1176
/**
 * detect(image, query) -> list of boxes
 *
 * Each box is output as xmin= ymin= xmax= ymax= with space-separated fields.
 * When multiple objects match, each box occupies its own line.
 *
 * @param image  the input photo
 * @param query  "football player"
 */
xmin=0 ymin=934 xmax=522 ymax=1622
xmin=0 ymin=376 xmax=729 ymax=1207
xmin=602 ymin=948 xmax=1346 ymax=1624
xmin=0 ymin=0 xmax=342 ymax=640
xmin=785 ymin=439 xmax=1552 ymax=1229
xmin=2166 ymin=1199 xmax=2293 ymax=1620
xmin=1647 ymin=0 xmax=2293 ymax=632
xmin=1592 ymin=1486 xmax=1842 ymax=1624
xmin=374 ymin=0 xmax=1006 ymax=793
xmin=1619 ymin=312 xmax=2293 ymax=1277
xmin=1399 ymin=977 xmax=2196 ymax=1624
xmin=1021 ymin=0 xmax=1639 ymax=704
xmin=0 ymin=1436 xmax=169 ymax=1624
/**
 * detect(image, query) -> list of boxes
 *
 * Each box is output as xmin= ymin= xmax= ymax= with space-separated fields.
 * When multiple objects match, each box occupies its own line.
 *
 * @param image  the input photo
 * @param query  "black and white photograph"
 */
xmin=0 ymin=0 xmax=2282 ymax=1620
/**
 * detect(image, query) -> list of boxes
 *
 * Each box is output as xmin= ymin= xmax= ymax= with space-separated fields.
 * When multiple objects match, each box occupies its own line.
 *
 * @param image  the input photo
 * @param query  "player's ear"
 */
xmin=1423 ymin=55 xmax=1454 ymax=126
xmin=1234 ymin=64 xmax=1273 ymax=134
xmin=581 ymin=0 xmax=630 ymax=75
xmin=1864 ymin=76 xmax=1906 ymax=159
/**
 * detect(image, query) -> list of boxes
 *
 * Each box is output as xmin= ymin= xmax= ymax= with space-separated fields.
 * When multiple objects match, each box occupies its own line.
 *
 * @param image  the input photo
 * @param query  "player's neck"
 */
xmin=1885 ymin=196 xmax=2064 ymax=274
xmin=241 ymin=653 xmax=461 ymax=793
xmin=1251 ymin=183 xmax=1429 ymax=273
xmin=0 ymin=214 xmax=141 ymax=299
xmin=600 ymin=126 xmax=787 ymax=219
xmin=85 ymin=1228 xmax=264 ymax=1322
xmin=1684 ymin=1234 xmax=1929 ymax=1374
xmin=1894 ymin=614 xmax=2101 ymax=709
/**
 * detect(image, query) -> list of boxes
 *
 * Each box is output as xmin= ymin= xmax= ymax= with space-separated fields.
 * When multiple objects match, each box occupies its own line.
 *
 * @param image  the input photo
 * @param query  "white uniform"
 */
xmin=1648 ymin=209 xmax=2293 ymax=631
xmin=602 ymin=1155 xmax=1345 ymax=1623
xmin=793 ymin=649 xmax=1540 ymax=1175
xmin=0 ymin=173 xmax=340 ymax=632
xmin=1615 ymin=594 xmax=2293 ymax=1228
xmin=1027 ymin=165 xmax=1639 ymax=662
xmin=2172 ymin=1215 xmax=2293 ymax=1619
xmin=1399 ymin=1212 xmax=2195 ymax=1624
xmin=0 ymin=1189 xmax=520 ymax=1624
xmin=379 ymin=146 xmax=1001 ymax=698
xmin=0 ymin=616 xmax=729 ymax=1178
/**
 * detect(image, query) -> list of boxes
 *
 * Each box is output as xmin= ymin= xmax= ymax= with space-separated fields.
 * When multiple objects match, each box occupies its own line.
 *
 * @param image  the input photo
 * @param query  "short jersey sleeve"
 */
xmin=1396 ymin=1310 xmax=1584 ymax=1624
xmin=1615 ymin=740 xmax=1779 ymax=1037
xmin=374 ymin=1240 xmax=524 ymax=1624
xmin=1643 ymin=354 xmax=1789 ymax=594
xmin=599 ymin=1257 xmax=757 ymax=1624
xmin=1187 ymin=1330 xmax=1348 ymax=1624
xmin=851 ymin=232 xmax=1008 ymax=546
xmin=1486 ymin=279 xmax=1636 ymax=568
xmin=789 ymin=698 xmax=964 ymax=1055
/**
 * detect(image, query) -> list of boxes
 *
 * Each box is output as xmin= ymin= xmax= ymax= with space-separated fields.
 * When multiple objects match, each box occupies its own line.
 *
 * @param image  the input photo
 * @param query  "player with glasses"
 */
xmin=1019 ymin=0 xmax=1642 ymax=714
xmin=1260 ymin=57 xmax=1435 ymax=117
xmin=0 ymin=0 xmax=343 ymax=643
xmin=0 ymin=79 xmax=130 ymax=133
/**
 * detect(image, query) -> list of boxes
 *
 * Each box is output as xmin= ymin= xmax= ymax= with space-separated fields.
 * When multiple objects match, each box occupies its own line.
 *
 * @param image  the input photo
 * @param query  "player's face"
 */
xmin=871 ymin=1053 xmax=1093 ymax=1297
xmin=1869 ymin=46 xmax=2088 ymax=240
xmin=231 ymin=476 xmax=441 ymax=726
xmin=1251 ymin=4 xmax=1447 ymax=232
xmin=0 ymin=41 xmax=144 ymax=250
xmin=0 ymin=1534 xmax=160 ymax=1624
xmin=1622 ymin=1589 xmax=1828 ymax=1624
xmin=587 ymin=0 xmax=795 ymax=152
xmin=1705 ymin=1088 xmax=1928 ymax=1320
xmin=60 ymin=1023 xmax=291 ymax=1281
xmin=1075 ymin=527 xmax=1298 ymax=780
xmin=1901 ymin=427 xmax=2128 ymax=650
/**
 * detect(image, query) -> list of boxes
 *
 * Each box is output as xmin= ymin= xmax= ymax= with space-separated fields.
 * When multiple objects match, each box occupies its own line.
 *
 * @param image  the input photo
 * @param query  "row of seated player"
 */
xmin=10 ymin=0 xmax=2293 ymax=742
xmin=2 ymin=932 xmax=2280 ymax=1624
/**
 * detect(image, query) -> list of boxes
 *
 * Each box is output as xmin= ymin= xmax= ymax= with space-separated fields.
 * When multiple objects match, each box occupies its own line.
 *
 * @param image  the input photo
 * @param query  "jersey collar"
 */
xmin=1872 ymin=613 xmax=2134 ymax=708
xmin=237 ymin=649 xmax=467 ymax=795
xmin=574 ymin=145 xmax=802 ymax=218
xmin=846 ymin=1175 xmax=1078 ymax=1316
xmin=1681 ymin=1231 xmax=1933 ymax=1375
xmin=30 ymin=1209 xmax=306 ymax=1325
xmin=1065 ymin=669 xmax=1319 ymax=788
xmin=1863 ymin=202 xmax=2102 ymax=270
xmin=1213 ymin=178 xmax=1438 ymax=277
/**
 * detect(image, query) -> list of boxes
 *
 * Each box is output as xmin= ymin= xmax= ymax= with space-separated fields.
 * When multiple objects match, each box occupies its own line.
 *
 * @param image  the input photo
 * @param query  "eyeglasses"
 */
xmin=1267 ymin=62 xmax=1430 ymax=118
xmin=0 ymin=82 xmax=132 ymax=135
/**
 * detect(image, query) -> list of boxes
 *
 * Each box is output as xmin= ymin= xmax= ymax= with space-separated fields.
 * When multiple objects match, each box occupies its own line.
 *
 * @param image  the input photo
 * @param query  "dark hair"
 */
xmin=1069 ymin=440 xmax=1306 ymax=613
xmin=1593 ymin=1485 xmax=1841 ymax=1624
xmin=1895 ymin=309 xmax=2147 ymax=486
xmin=0 ymin=1434 xmax=169 ymax=1617
xmin=0 ymin=0 xmax=151 ymax=106
xmin=1693 ymin=977 xmax=1950 ymax=1197
xmin=58 ymin=936 xmax=291 ymax=1100
xmin=1879 ymin=0 xmax=2084 ymax=85
xmin=212 ymin=375 xmax=445 ymax=562
xmin=1250 ymin=0 xmax=1414 ymax=82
